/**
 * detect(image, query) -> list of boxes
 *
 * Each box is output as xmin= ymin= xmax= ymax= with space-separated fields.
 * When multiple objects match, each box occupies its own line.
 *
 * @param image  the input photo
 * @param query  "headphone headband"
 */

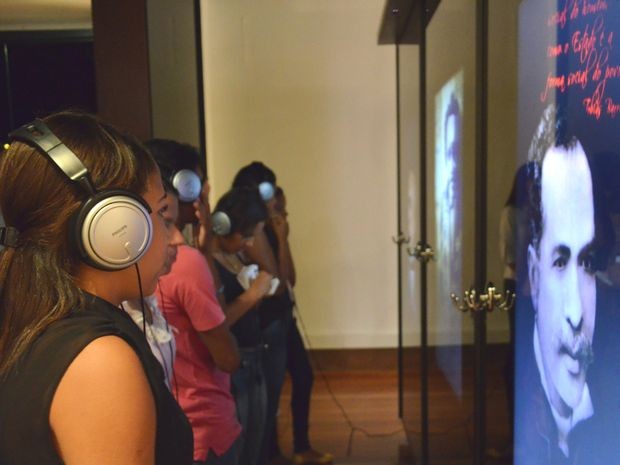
xmin=9 ymin=119 xmax=96 ymax=195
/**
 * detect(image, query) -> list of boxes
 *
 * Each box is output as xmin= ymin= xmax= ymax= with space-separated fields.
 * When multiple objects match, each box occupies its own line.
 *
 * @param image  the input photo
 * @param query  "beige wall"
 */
xmin=200 ymin=0 xmax=398 ymax=348
xmin=485 ymin=0 xmax=520 ymax=342
xmin=147 ymin=0 xmax=201 ymax=147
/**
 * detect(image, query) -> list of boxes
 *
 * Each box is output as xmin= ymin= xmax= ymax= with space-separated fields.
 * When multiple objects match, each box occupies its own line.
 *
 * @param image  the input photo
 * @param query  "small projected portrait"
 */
xmin=435 ymin=73 xmax=463 ymax=304
xmin=433 ymin=72 xmax=464 ymax=394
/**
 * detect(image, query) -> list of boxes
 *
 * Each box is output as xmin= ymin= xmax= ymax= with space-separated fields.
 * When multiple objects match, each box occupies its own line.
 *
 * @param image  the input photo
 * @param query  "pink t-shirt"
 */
xmin=156 ymin=245 xmax=241 ymax=460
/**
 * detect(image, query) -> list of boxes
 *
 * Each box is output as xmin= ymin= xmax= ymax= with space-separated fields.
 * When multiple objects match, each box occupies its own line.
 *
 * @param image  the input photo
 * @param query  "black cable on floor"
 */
xmin=293 ymin=303 xmax=405 ymax=457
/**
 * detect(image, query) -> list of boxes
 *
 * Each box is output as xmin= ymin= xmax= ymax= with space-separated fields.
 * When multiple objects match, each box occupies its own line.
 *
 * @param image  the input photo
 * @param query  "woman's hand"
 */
xmin=249 ymin=270 xmax=273 ymax=299
xmin=270 ymin=214 xmax=289 ymax=242
xmin=193 ymin=185 xmax=213 ymax=252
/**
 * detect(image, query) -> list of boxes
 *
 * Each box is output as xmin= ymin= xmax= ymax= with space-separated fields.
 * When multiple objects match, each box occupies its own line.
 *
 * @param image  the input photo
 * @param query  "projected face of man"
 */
xmin=444 ymin=114 xmax=457 ymax=211
xmin=528 ymin=142 xmax=596 ymax=417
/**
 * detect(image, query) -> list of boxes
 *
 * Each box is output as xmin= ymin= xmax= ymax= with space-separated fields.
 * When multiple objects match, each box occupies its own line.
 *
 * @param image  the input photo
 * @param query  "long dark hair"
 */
xmin=0 ymin=111 xmax=156 ymax=377
xmin=232 ymin=161 xmax=276 ymax=188
xmin=505 ymin=163 xmax=533 ymax=208
xmin=214 ymin=187 xmax=268 ymax=237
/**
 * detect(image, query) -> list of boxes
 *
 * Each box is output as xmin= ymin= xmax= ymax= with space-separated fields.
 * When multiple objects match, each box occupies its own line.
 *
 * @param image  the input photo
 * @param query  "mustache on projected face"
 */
xmin=559 ymin=331 xmax=594 ymax=370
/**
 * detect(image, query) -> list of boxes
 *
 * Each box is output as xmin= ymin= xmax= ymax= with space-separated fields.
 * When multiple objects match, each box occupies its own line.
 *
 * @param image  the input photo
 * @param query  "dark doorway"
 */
xmin=1 ymin=30 xmax=96 ymax=138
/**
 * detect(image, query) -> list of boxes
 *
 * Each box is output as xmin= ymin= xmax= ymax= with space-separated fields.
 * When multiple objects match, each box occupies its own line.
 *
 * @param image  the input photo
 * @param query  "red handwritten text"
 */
xmin=540 ymin=73 xmax=566 ymax=101
xmin=572 ymin=16 xmax=604 ymax=63
xmin=605 ymin=64 xmax=620 ymax=80
xmin=583 ymin=79 xmax=606 ymax=119
xmin=568 ymin=69 xmax=589 ymax=89
xmin=582 ymin=0 xmax=608 ymax=17
xmin=606 ymin=97 xmax=620 ymax=117
xmin=548 ymin=2 xmax=569 ymax=28
xmin=548 ymin=44 xmax=565 ymax=57
xmin=543 ymin=1 xmax=619 ymax=121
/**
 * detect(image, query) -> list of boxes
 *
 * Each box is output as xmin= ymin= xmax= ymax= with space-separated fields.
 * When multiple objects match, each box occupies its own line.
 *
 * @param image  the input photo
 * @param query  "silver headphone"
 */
xmin=211 ymin=182 xmax=274 ymax=236
xmin=258 ymin=181 xmax=275 ymax=201
xmin=211 ymin=211 xmax=232 ymax=236
xmin=171 ymin=169 xmax=202 ymax=203
xmin=9 ymin=119 xmax=153 ymax=271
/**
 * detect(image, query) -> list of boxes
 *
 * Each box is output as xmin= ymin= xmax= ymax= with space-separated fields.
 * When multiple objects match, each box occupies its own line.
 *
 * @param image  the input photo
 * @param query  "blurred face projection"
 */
xmin=434 ymin=71 xmax=463 ymax=395
xmin=435 ymin=72 xmax=463 ymax=299
xmin=529 ymin=142 xmax=596 ymax=421
xmin=444 ymin=115 xmax=457 ymax=208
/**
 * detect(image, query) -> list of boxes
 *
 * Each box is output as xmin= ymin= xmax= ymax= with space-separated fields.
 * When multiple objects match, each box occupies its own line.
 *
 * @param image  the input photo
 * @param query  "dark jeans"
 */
xmin=232 ymin=347 xmax=267 ymax=465
xmin=257 ymin=312 xmax=292 ymax=465
xmin=270 ymin=317 xmax=314 ymax=456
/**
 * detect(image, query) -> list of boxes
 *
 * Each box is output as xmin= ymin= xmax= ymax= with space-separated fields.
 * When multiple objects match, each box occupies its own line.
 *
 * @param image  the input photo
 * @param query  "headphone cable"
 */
xmin=134 ymin=264 xmax=147 ymax=335
xmin=292 ymin=301 xmax=404 ymax=457
xmin=133 ymin=266 xmax=178 ymax=395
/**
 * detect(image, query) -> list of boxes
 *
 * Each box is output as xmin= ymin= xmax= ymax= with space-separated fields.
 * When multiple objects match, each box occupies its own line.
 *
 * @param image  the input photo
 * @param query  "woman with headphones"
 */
xmin=232 ymin=163 xmax=331 ymax=465
xmin=0 ymin=112 xmax=193 ymax=465
xmin=211 ymin=187 xmax=274 ymax=465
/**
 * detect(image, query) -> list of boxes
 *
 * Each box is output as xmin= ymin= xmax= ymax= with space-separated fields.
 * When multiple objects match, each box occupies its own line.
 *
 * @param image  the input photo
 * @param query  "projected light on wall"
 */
xmin=434 ymin=70 xmax=464 ymax=395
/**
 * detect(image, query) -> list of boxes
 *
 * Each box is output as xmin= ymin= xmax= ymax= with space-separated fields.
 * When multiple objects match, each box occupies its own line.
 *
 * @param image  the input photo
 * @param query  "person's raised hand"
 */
xmin=270 ymin=213 xmax=289 ymax=241
xmin=249 ymin=270 xmax=273 ymax=299
xmin=192 ymin=185 xmax=213 ymax=252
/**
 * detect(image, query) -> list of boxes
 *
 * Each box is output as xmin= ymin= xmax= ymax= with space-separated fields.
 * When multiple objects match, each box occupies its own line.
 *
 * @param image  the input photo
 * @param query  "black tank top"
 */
xmin=214 ymin=259 xmax=262 ymax=348
xmin=0 ymin=293 xmax=193 ymax=465
xmin=259 ymin=225 xmax=294 ymax=329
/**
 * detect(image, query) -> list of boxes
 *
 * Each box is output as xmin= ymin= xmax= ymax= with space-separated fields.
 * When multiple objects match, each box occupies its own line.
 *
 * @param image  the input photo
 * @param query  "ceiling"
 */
xmin=0 ymin=0 xmax=92 ymax=30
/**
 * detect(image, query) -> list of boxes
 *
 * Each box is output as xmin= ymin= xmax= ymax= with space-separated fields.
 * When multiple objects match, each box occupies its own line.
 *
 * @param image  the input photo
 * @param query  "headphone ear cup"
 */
xmin=211 ymin=211 xmax=232 ymax=236
xmin=258 ymin=181 xmax=275 ymax=202
xmin=74 ymin=190 xmax=153 ymax=271
xmin=172 ymin=169 xmax=202 ymax=203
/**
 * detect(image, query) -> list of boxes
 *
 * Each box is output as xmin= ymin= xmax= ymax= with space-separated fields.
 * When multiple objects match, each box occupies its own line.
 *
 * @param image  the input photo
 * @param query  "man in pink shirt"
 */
xmin=146 ymin=139 xmax=241 ymax=465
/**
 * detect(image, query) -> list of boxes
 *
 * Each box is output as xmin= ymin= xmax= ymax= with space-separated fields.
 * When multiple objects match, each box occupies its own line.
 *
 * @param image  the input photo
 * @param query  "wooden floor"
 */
xmin=275 ymin=347 xmax=513 ymax=465
xmin=276 ymin=353 xmax=408 ymax=465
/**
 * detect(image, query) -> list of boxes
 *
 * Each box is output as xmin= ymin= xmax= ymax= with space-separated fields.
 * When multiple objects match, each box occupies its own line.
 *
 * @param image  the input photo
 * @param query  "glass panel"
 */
xmin=514 ymin=1 xmax=620 ymax=464
xmin=485 ymin=1 xmax=520 ymax=463
xmin=425 ymin=1 xmax=477 ymax=463
xmin=398 ymin=42 xmax=422 ymax=459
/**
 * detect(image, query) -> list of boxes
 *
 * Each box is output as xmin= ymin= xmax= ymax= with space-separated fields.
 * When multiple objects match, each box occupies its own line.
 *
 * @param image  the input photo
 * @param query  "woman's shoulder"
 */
xmin=0 ymin=299 xmax=152 ymax=464
xmin=48 ymin=334 xmax=156 ymax=465
xmin=52 ymin=334 xmax=149 ymax=395
xmin=14 ymin=299 xmax=135 ymax=379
